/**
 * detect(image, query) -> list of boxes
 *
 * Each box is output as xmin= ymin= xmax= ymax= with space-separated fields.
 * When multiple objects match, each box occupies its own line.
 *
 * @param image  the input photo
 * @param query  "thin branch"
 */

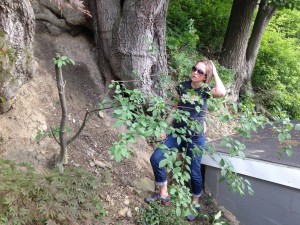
xmin=67 ymin=109 xmax=89 ymax=145
xmin=50 ymin=127 xmax=60 ymax=145
xmin=66 ymin=105 xmax=121 ymax=146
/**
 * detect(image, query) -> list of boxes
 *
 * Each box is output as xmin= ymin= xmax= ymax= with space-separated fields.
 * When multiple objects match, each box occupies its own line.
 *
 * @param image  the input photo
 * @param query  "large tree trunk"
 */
xmin=220 ymin=0 xmax=277 ymax=101
xmin=89 ymin=0 xmax=169 ymax=96
xmin=0 ymin=0 xmax=36 ymax=113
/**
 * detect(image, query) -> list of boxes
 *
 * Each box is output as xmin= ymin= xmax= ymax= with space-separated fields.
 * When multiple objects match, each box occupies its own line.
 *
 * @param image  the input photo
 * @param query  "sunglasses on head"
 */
xmin=192 ymin=66 xmax=206 ymax=75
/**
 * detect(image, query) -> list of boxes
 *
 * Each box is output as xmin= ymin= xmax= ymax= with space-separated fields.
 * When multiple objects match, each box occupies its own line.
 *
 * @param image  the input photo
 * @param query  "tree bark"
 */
xmin=89 ymin=0 xmax=169 ymax=96
xmin=0 ymin=0 xmax=36 ymax=112
xmin=219 ymin=0 xmax=277 ymax=101
xmin=54 ymin=54 xmax=68 ymax=167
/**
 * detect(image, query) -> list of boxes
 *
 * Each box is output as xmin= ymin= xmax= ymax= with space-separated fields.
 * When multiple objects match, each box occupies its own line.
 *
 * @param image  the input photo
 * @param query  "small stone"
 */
xmin=105 ymin=162 xmax=112 ymax=169
xmin=40 ymin=149 xmax=46 ymax=154
xmin=90 ymin=161 xmax=95 ymax=167
xmin=72 ymin=118 xmax=76 ymax=123
xmin=124 ymin=199 xmax=130 ymax=205
xmin=118 ymin=207 xmax=129 ymax=217
xmin=106 ymin=195 xmax=111 ymax=202
xmin=94 ymin=160 xmax=106 ymax=168
xmin=98 ymin=111 xmax=105 ymax=118
xmin=126 ymin=209 xmax=132 ymax=218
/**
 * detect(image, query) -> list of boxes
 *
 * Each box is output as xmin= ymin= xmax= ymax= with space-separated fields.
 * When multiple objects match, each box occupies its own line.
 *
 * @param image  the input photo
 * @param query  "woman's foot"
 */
xmin=186 ymin=207 xmax=200 ymax=222
xmin=144 ymin=193 xmax=171 ymax=206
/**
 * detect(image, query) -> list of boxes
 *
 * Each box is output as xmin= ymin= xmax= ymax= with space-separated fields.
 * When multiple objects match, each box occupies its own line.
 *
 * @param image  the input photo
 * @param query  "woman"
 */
xmin=145 ymin=60 xmax=226 ymax=221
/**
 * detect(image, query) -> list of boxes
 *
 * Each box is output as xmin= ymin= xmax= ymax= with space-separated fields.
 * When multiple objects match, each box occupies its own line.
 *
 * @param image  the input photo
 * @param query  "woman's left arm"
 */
xmin=210 ymin=62 xmax=226 ymax=98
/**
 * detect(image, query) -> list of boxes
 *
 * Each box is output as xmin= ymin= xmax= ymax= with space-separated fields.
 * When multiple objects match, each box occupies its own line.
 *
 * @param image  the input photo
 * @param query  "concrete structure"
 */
xmin=202 ymin=122 xmax=300 ymax=225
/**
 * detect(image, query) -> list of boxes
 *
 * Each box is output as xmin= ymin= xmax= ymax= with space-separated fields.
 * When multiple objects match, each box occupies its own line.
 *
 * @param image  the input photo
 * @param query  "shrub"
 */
xmin=253 ymin=9 xmax=300 ymax=119
xmin=0 ymin=159 xmax=106 ymax=225
xmin=139 ymin=202 xmax=186 ymax=225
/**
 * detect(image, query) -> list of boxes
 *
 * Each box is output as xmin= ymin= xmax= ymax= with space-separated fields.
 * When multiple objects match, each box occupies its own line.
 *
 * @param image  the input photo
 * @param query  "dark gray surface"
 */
xmin=205 ymin=166 xmax=300 ymax=225
xmin=210 ymin=121 xmax=300 ymax=168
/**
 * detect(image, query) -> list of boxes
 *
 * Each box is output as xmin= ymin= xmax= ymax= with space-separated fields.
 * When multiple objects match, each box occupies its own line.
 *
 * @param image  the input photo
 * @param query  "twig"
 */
xmin=50 ymin=127 xmax=60 ymax=145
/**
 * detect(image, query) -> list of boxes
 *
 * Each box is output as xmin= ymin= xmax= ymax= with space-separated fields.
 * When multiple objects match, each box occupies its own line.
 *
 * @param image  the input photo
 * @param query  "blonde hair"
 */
xmin=196 ymin=60 xmax=213 ymax=84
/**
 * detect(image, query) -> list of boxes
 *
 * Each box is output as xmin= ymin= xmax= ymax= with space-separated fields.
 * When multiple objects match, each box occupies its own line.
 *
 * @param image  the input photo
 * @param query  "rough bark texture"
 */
xmin=220 ymin=0 xmax=277 ymax=101
xmin=0 ymin=0 xmax=36 ymax=113
xmin=219 ymin=0 xmax=257 ymax=101
xmin=90 ymin=0 xmax=169 ymax=96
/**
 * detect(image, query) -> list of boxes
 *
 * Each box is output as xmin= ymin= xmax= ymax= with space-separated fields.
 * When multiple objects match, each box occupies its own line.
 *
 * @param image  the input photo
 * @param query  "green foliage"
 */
xmin=0 ymin=159 xmax=106 ymax=225
xmin=218 ymin=158 xmax=254 ymax=196
xmin=270 ymin=0 xmax=300 ymax=10
xmin=166 ymin=0 xmax=234 ymax=84
xmin=108 ymin=83 xmax=256 ymax=203
xmin=269 ymin=117 xmax=296 ymax=158
xmin=0 ymin=31 xmax=16 ymax=65
xmin=211 ymin=211 xmax=230 ymax=225
xmin=52 ymin=55 xmax=75 ymax=68
xmin=253 ymin=9 xmax=300 ymax=119
xmin=139 ymin=202 xmax=186 ymax=225
xmin=35 ymin=127 xmax=72 ymax=142
xmin=0 ymin=31 xmax=16 ymax=91
xmin=167 ymin=0 xmax=232 ymax=55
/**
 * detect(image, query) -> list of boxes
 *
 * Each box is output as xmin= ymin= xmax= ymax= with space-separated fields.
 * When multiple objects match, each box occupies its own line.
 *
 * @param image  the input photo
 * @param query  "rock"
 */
xmin=118 ymin=207 xmax=129 ymax=217
xmin=133 ymin=177 xmax=155 ymax=192
xmin=94 ymin=160 xmax=107 ymax=168
xmin=98 ymin=111 xmax=105 ymax=118
xmin=126 ymin=209 xmax=132 ymax=218
xmin=106 ymin=195 xmax=111 ymax=202
xmin=40 ymin=149 xmax=46 ymax=154
xmin=40 ymin=0 xmax=89 ymax=28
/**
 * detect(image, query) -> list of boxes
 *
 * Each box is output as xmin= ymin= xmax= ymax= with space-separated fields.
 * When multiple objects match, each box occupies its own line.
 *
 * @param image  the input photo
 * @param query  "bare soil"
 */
xmin=0 ymin=22 xmax=237 ymax=225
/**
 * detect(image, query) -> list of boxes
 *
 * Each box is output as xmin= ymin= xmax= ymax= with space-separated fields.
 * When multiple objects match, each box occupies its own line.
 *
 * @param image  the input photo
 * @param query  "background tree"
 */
xmin=219 ymin=0 xmax=300 ymax=102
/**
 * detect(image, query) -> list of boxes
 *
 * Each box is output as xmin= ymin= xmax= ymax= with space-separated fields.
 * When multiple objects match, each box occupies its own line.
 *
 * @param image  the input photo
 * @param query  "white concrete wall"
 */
xmin=204 ymin=166 xmax=300 ymax=225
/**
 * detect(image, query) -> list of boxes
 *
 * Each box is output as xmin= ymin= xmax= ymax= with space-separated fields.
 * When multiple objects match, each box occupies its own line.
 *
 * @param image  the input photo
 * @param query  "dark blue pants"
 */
xmin=150 ymin=133 xmax=205 ymax=197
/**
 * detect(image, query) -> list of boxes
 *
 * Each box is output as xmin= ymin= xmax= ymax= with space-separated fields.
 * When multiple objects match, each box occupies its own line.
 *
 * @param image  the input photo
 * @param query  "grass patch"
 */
xmin=0 ymin=159 xmax=106 ymax=225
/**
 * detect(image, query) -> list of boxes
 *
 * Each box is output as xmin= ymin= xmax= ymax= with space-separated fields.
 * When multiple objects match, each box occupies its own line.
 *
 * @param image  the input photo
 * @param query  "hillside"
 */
xmin=0 ymin=19 xmax=238 ymax=224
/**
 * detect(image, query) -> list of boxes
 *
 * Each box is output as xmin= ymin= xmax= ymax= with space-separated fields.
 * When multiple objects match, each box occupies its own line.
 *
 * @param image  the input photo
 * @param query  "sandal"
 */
xmin=144 ymin=193 xmax=171 ymax=206
xmin=186 ymin=207 xmax=200 ymax=222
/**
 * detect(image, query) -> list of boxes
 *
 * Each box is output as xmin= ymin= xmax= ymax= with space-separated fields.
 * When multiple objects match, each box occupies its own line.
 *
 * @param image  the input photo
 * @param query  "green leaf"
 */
xmin=35 ymin=130 xmax=42 ymax=141
xmin=219 ymin=159 xmax=225 ymax=167
xmin=114 ymin=109 xmax=123 ymax=115
xmin=57 ymin=60 xmax=63 ymax=68
xmin=177 ymin=136 xmax=181 ymax=145
xmin=61 ymin=56 xmax=68 ymax=60
xmin=176 ymin=206 xmax=181 ymax=217
xmin=214 ymin=211 xmax=222 ymax=220
xmin=159 ymin=159 xmax=168 ymax=168
xmin=114 ymin=120 xmax=123 ymax=128
xmin=295 ymin=124 xmax=300 ymax=131
xmin=285 ymin=148 xmax=293 ymax=157
xmin=68 ymin=58 xmax=75 ymax=65
xmin=175 ymin=161 xmax=182 ymax=167
xmin=278 ymin=133 xmax=285 ymax=142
